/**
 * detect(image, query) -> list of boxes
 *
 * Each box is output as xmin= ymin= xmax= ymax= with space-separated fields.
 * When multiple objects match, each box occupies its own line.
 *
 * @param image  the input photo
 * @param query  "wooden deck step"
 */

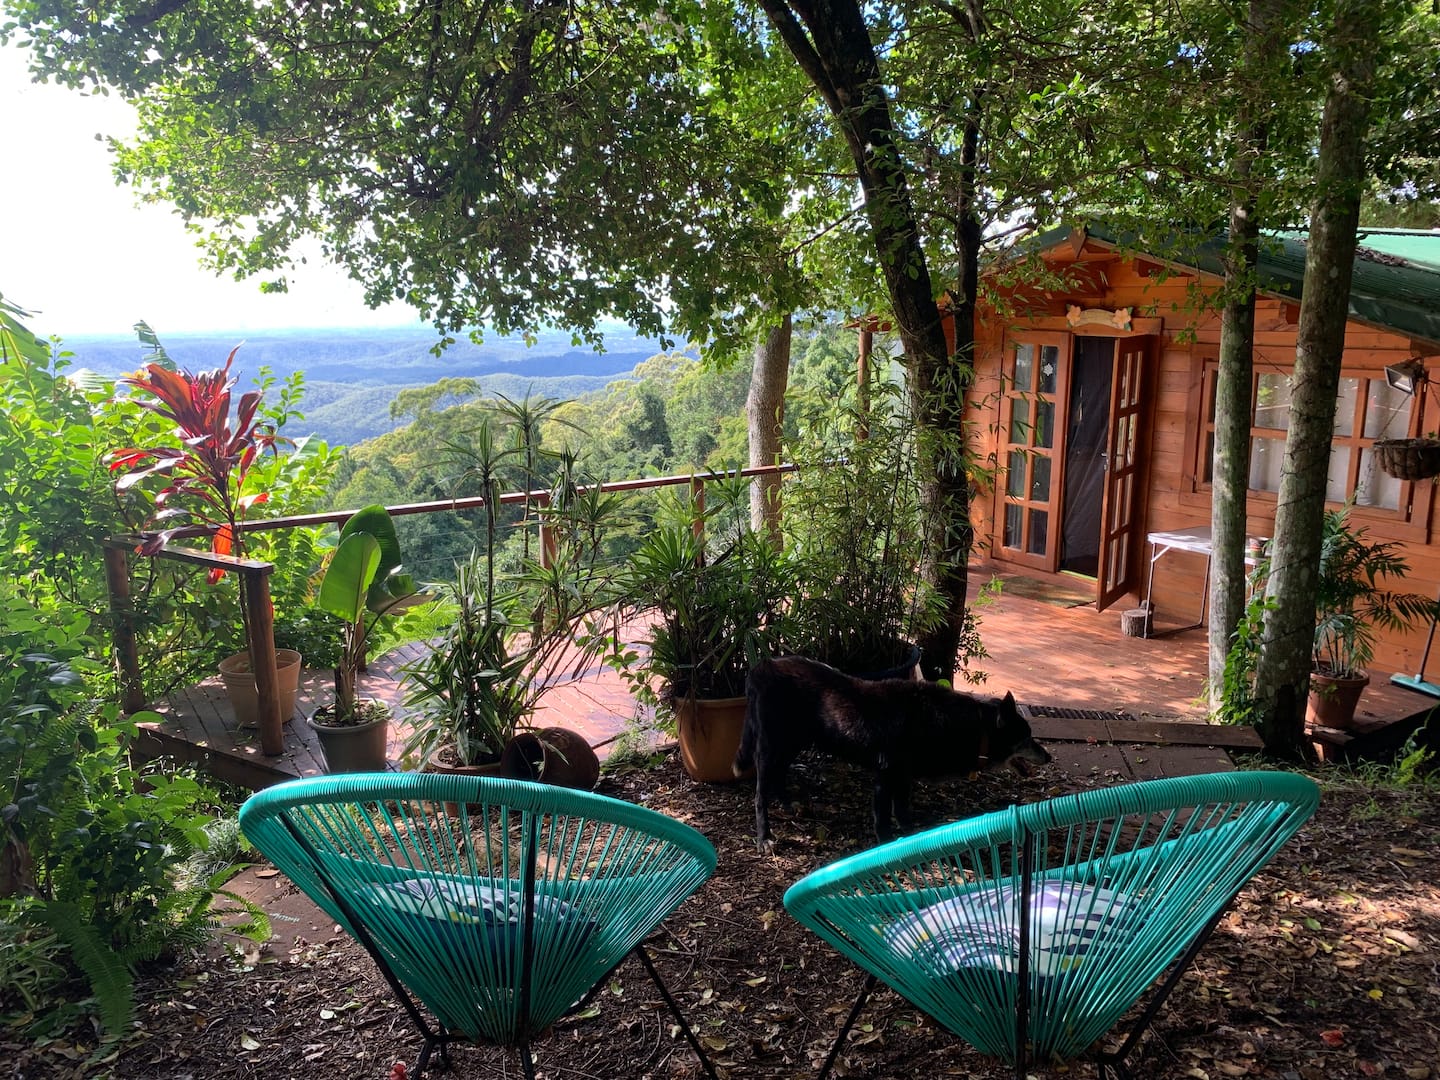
xmin=1022 ymin=708 xmax=1264 ymax=750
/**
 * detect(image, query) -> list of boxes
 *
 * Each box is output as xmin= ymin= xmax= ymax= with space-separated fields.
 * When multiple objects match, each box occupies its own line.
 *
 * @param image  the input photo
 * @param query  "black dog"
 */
xmin=733 ymin=656 xmax=1050 ymax=851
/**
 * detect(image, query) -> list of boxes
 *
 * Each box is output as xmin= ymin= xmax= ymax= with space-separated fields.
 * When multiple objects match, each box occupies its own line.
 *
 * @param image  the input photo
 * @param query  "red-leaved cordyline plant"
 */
xmin=108 ymin=346 xmax=282 ymax=652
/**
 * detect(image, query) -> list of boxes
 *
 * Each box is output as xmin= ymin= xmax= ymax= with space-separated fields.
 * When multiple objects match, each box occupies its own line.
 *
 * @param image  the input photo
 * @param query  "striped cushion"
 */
xmin=360 ymin=878 xmax=595 ymax=961
xmin=883 ymin=882 xmax=1133 ymax=977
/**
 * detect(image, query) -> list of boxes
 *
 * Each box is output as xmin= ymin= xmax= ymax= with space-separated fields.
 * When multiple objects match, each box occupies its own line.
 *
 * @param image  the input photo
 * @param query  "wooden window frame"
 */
xmin=1181 ymin=345 xmax=1429 ymax=539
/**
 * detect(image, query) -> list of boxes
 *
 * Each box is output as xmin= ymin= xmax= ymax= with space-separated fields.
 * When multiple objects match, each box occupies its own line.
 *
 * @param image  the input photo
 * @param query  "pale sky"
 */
xmin=1 ymin=41 xmax=422 ymax=337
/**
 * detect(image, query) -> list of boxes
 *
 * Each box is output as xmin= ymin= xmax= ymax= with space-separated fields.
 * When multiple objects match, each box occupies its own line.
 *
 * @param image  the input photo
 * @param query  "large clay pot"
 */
xmin=307 ymin=703 xmax=389 ymax=773
xmin=1306 ymin=669 xmax=1371 ymax=731
xmin=674 ymin=695 xmax=748 ymax=784
xmin=500 ymin=727 xmax=601 ymax=790
xmin=218 ymin=649 xmax=302 ymax=729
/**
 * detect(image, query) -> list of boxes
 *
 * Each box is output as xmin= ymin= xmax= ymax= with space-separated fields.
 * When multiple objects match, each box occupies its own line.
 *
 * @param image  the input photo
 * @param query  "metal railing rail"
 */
xmin=104 ymin=462 xmax=796 ymax=755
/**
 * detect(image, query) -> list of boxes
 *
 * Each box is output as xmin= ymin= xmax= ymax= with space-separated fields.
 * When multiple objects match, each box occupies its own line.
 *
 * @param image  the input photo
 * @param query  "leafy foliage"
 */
xmin=1307 ymin=506 xmax=1438 ymax=679
xmin=783 ymin=377 xmax=946 ymax=674
xmin=315 ymin=506 xmax=423 ymax=721
xmin=0 ymin=304 xmax=224 ymax=695
xmin=402 ymin=408 xmax=621 ymax=766
xmin=103 ymin=341 xmax=339 ymax=678
xmin=109 ymin=346 xmax=282 ymax=583
xmin=612 ymin=475 xmax=794 ymax=713
xmin=1223 ymin=506 xmax=1440 ymax=725
xmin=0 ymin=597 xmax=225 ymax=1038
xmin=3 ymin=0 xmax=812 ymax=351
xmin=0 ymin=303 xmax=325 ymax=1042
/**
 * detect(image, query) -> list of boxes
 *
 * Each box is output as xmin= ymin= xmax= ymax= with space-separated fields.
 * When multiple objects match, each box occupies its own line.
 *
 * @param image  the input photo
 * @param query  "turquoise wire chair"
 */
xmin=784 ymin=771 xmax=1319 ymax=1079
xmin=239 ymin=773 xmax=719 ymax=1078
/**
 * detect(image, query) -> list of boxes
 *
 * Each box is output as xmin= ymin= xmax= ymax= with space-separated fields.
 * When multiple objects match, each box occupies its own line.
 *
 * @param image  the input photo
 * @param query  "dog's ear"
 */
xmin=995 ymin=692 xmax=1020 ymax=727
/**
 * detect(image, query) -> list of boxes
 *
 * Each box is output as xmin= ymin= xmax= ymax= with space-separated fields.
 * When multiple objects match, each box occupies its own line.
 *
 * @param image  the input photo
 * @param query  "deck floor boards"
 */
xmin=131 ymin=567 xmax=1429 ymax=789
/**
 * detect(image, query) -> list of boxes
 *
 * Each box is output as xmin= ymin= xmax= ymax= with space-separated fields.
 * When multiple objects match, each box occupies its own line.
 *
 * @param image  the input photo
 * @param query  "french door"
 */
xmin=998 ymin=332 xmax=1150 ymax=610
xmin=999 ymin=334 xmax=1067 ymax=571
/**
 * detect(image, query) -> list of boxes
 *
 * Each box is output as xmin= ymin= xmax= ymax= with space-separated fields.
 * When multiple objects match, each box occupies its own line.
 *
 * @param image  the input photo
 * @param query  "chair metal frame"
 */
xmin=785 ymin=771 xmax=1320 ymax=1079
xmin=240 ymin=773 xmax=720 ymax=1078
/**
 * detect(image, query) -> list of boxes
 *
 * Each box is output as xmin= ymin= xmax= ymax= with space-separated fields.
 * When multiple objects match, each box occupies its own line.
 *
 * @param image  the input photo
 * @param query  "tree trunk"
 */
xmin=759 ymin=0 xmax=973 ymax=679
xmin=1209 ymin=0 xmax=1286 ymax=711
xmin=748 ymin=314 xmax=792 ymax=545
xmin=1252 ymin=0 xmax=1376 ymax=757
xmin=1209 ymin=243 xmax=1259 ymax=712
xmin=915 ymin=73 xmax=984 ymax=681
xmin=1 ymin=834 xmax=36 ymax=898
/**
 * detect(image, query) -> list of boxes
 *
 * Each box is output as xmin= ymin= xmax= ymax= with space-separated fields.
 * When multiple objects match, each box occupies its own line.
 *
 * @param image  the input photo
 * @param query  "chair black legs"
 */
xmin=1091 ymin=904 xmax=1231 ymax=1080
xmin=817 ymin=972 xmax=880 ymax=1080
xmin=635 ymin=944 xmax=720 ymax=1080
xmin=415 ymin=1035 xmax=452 ymax=1076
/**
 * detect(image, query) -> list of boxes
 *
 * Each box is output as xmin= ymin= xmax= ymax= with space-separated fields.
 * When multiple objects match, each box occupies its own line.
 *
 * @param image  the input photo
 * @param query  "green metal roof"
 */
xmin=1025 ymin=224 xmax=1440 ymax=349
xmin=1346 ymin=228 xmax=1439 ymax=272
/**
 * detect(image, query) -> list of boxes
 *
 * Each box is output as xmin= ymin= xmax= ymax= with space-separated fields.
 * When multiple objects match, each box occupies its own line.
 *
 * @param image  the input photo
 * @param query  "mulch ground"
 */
xmin=8 ymin=751 xmax=1440 ymax=1080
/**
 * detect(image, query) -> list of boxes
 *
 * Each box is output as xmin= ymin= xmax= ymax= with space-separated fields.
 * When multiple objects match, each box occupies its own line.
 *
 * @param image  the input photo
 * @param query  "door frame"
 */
xmin=993 ymin=327 xmax=1154 ymax=605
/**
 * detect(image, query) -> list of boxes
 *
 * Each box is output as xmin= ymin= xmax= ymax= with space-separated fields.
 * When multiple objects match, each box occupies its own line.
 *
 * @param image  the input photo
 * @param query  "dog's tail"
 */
xmin=733 ymin=674 xmax=761 ymax=777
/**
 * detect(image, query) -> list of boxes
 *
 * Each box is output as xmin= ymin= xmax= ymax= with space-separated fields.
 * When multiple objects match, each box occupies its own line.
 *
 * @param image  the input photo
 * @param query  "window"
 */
xmin=1193 ymin=360 xmax=1418 ymax=513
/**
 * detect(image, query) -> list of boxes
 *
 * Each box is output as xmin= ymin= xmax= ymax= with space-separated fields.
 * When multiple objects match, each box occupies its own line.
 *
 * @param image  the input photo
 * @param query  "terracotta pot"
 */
xmin=423 ymin=753 xmax=508 ymax=815
xmin=674 ymin=695 xmax=749 ymax=784
xmin=307 ymin=703 xmax=389 ymax=773
xmin=499 ymin=727 xmax=601 ymax=790
xmin=1306 ymin=669 xmax=1371 ymax=731
xmin=218 ymin=650 xmax=302 ymax=729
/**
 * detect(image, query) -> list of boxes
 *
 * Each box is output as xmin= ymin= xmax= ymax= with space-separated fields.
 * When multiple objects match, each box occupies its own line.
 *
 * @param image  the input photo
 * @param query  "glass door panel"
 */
xmin=999 ymin=335 xmax=1067 ymax=567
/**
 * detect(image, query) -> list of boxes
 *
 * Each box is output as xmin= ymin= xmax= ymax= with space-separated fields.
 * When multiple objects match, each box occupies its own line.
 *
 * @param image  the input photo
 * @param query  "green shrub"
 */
xmin=0 ymin=586 xmax=239 ymax=1040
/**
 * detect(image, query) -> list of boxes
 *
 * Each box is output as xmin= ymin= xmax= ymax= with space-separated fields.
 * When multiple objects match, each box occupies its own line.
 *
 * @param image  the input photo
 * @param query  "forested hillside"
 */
xmin=297 ymin=373 xmax=624 ymax=446
xmin=61 ymin=324 xmax=670 ymax=446
xmin=329 ymin=323 xmax=878 ymax=581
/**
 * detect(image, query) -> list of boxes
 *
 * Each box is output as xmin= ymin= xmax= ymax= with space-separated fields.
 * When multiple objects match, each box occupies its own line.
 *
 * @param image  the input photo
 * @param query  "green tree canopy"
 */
xmin=3 ymin=0 xmax=821 ymax=347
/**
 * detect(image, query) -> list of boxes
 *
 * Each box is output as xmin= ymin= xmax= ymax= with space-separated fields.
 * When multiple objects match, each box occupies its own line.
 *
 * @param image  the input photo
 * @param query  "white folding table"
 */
xmin=1142 ymin=525 xmax=1260 ymax=637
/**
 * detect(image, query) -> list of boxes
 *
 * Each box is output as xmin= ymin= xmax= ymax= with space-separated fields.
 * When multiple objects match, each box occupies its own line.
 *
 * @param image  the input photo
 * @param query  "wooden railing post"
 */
xmin=690 ymin=476 xmax=706 ymax=565
xmin=538 ymin=492 xmax=557 ymax=569
xmin=102 ymin=542 xmax=146 ymax=715
xmin=240 ymin=565 xmax=283 ymax=756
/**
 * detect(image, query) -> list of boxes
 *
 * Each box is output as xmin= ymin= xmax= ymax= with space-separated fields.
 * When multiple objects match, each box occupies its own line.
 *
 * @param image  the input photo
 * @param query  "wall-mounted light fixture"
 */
xmin=1384 ymin=358 xmax=1428 ymax=395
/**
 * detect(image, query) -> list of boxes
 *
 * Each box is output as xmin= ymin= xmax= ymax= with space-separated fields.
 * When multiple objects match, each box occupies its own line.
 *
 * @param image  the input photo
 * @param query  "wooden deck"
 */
xmin=134 ymin=639 xmax=640 ymax=791
xmin=132 ymin=569 xmax=1435 ymax=790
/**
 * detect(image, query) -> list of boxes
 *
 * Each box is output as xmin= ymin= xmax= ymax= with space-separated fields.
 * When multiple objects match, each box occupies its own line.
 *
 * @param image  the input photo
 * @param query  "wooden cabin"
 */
xmin=961 ymin=224 xmax=1440 ymax=677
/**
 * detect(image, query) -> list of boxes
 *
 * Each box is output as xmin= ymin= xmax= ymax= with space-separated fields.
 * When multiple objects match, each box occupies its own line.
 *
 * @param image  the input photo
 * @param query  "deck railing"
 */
xmin=105 ymin=462 xmax=796 ymax=755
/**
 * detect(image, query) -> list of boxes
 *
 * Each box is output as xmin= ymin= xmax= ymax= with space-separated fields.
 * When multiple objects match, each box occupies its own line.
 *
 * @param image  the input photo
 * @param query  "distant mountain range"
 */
xmin=61 ymin=324 xmax=675 ymax=446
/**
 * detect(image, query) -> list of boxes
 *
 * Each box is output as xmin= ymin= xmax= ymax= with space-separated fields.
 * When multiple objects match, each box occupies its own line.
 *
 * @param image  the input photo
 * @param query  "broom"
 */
xmin=1390 ymin=585 xmax=1440 ymax=698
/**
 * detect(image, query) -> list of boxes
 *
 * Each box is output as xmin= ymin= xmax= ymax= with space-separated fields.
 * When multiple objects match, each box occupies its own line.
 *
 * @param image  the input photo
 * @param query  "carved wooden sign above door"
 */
xmin=1066 ymin=305 xmax=1134 ymax=331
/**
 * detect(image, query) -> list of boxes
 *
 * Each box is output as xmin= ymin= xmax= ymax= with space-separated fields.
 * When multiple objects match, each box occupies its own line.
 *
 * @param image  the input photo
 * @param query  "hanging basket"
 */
xmin=1373 ymin=438 xmax=1440 ymax=481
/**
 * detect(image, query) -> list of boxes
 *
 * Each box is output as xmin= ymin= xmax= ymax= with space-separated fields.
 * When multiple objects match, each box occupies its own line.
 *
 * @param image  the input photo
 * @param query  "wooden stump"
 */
xmin=1120 ymin=607 xmax=1153 ymax=638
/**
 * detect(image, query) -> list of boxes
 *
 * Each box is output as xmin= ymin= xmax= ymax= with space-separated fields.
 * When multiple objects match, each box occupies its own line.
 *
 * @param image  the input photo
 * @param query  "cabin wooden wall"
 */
xmin=964 ymin=250 xmax=1440 ymax=678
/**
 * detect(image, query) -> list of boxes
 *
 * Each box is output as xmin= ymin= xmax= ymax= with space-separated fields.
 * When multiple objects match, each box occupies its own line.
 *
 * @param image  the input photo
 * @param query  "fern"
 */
xmin=205 ymin=883 xmax=273 ymax=945
xmin=34 ymin=901 xmax=133 ymax=1039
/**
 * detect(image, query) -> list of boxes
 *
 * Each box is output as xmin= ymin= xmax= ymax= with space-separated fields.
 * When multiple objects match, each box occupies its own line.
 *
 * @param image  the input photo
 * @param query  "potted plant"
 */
xmin=401 ymin=422 xmax=616 ymax=787
xmin=306 ymin=505 xmax=423 ymax=773
xmin=108 ymin=348 xmax=302 ymax=726
xmin=613 ymin=477 xmax=794 ymax=782
xmin=1306 ymin=505 xmax=1438 ymax=729
xmin=782 ymin=379 xmax=945 ymax=678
